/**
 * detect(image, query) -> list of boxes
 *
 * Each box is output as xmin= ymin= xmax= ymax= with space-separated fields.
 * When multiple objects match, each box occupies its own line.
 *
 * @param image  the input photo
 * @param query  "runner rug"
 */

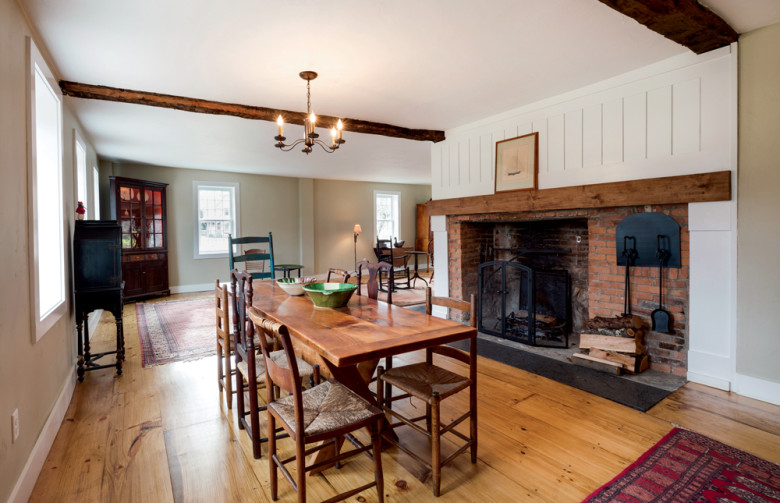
xmin=583 ymin=427 xmax=780 ymax=502
xmin=136 ymin=297 xmax=215 ymax=367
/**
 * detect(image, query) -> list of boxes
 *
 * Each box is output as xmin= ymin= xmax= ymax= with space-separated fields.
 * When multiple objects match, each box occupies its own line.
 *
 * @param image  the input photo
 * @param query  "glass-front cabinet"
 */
xmin=109 ymin=176 xmax=169 ymax=301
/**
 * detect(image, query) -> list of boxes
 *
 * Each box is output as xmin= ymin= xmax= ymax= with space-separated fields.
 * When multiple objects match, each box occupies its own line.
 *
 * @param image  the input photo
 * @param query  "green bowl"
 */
xmin=303 ymin=282 xmax=358 ymax=308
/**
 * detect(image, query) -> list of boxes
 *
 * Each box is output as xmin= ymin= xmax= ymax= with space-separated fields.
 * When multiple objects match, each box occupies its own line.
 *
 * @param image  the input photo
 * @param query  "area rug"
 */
xmin=136 ymin=297 xmax=215 ymax=367
xmin=583 ymin=427 xmax=780 ymax=502
xmin=449 ymin=337 xmax=673 ymax=411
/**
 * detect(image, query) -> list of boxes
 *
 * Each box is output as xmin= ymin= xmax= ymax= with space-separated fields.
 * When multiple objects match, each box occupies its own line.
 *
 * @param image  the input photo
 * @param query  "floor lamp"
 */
xmin=353 ymin=224 xmax=362 ymax=272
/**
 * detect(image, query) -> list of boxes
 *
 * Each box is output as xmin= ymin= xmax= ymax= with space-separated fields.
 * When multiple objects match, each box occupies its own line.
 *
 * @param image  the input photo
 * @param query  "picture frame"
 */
xmin=495 ymin=132 xmax=538 ymax=193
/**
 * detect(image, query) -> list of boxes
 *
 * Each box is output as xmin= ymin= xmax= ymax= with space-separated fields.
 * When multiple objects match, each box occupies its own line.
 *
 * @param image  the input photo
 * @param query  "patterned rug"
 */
xmin=584 ymin=427 xmax=780 ymax=502
xmin=136 ymin=297 xmax=215 ymax=367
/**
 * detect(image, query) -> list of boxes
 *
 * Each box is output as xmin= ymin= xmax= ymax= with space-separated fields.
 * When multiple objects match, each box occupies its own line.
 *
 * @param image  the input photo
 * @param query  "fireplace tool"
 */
xmin=652 ymin=235 xmax=672 ymax=333
xmin=622 ymin=236 xmax=638 ymax=316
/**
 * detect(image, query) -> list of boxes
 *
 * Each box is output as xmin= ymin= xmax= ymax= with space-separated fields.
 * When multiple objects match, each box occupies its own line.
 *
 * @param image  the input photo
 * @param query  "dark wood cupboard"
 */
xmin=109 ymin=176 xmax=170 ymax=301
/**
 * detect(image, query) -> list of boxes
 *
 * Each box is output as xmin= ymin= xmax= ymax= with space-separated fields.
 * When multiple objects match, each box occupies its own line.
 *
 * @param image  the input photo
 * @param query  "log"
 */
xmin=579 ymin=333 xmax=645 ymax=354
xmin=585 ymin=315 xmax=644 ymax=331
xmin=572 ymin=353 xmax=623 ymax=375
xmin=588 ymin=349 xmax=650 ymax=375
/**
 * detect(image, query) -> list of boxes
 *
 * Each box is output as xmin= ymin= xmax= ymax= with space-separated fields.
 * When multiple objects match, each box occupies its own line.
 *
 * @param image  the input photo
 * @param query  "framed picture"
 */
xmin=495 ymin=132 xmax=538 ymax=193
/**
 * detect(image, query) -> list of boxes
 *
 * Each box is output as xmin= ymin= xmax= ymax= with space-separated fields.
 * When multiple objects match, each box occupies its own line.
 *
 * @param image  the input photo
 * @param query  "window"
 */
xmin=374 ymin=191 xmax=401 ymax=242
xmin=92 ymin=164 xmax=100 ymax=219
xmin=193 ymin=181 xmax=239 ymax=258
xmin=27 ymin=37 xmax=67 ymax=341
xmin=74 ymin=130 xmax=87 ymax=213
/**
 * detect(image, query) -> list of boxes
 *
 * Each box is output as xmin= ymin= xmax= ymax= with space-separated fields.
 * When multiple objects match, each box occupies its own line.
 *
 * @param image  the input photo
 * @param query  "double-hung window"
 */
xmin=27 ymin=37 xmax=67 ymax=341
xmin=374 ymin=190 xmax=401 ymax=242
xmin=193 ymin=181 xmax=240 ymax=258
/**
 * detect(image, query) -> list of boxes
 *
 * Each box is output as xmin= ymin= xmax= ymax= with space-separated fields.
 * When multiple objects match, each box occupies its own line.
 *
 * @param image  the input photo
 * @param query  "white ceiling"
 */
xmin=21 ymin=0 xmax=780 ymax=184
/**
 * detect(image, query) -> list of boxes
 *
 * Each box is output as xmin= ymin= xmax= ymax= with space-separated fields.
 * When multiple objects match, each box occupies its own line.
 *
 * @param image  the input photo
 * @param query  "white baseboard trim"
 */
xmin=733 ymin=373 xmax=780 ymax=406
xmin=170 ymin=283 xmax=213 ymax=294
xmin=8 ymin=370 xmax=76 ymax=503
xmin=686 ymin=371 xmax=731 ymax=391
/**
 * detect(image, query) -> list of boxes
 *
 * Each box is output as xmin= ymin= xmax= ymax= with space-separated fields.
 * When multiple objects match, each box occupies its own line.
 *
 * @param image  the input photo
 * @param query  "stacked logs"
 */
xmin=572 ymin=315 xmax=649 ymax=375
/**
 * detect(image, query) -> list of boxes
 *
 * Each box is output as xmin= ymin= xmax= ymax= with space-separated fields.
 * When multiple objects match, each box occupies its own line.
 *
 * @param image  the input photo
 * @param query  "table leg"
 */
xmin=411 ymin=253 xmax=428 ymax=288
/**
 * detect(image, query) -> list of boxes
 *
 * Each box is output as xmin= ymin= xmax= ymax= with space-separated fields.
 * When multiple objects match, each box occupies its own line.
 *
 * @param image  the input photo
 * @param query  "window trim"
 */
xmin=373 ymin=190 xmax=401 ymax=243
xmin=193 ymin=181 xmax=240 ymax=259
xmin=74 ymin=129 xmax=87 ymax=215
xmin=27 ymin=36 xmax=67 ymax=342
xmin=92 ymin=164 xmax=100 ymax=220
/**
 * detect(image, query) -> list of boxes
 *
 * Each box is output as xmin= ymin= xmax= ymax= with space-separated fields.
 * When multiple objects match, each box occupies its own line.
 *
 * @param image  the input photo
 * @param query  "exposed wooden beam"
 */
xmin=59 ymin=81 xmax=446 ymax=143
xmin=597 ymin=0 xmax=738 ymax=54
xmin=426 ymin=171 xmax=731 ymax=217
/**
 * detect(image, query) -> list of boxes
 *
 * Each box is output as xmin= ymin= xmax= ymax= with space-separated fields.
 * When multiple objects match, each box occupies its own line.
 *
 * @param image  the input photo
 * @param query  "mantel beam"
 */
xmin=597 ymin=0 xmax=738 ymax=54
xmin=59 ymin=81 xmax=446 ymax=143
xmin=426 ymin=171 xmax=731 ymax=217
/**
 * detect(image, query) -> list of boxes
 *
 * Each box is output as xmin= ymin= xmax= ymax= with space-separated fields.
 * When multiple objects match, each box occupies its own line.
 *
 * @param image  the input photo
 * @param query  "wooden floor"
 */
xmin=30 ymin=292 xmax=780 ymax=502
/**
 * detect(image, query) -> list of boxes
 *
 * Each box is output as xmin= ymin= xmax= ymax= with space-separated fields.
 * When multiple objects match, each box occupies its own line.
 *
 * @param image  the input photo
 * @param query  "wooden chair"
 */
xmin=216 ymin=280 xmax=234 ymax=409
xmin=374 ymin=239 xmax=411 ymax=291
xmin=326 ymin=268 xmax=351 ymax=283
xmin=231 ymin=269 xmax=319 ymax=459
xmin=376 ymin=288 xmax=477 ymax=496
xmin=248 ymin=307 xmax=385 ymax=503
xmin=229 ymin=233 xmax=275 ymax=280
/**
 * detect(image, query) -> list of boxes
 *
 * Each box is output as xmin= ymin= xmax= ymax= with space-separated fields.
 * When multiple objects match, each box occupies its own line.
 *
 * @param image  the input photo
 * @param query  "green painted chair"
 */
xmin=228 ymin=233 xmax=275 ymax=280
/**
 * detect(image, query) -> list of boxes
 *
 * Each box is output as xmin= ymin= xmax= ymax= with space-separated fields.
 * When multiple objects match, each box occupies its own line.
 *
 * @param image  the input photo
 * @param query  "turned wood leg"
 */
xmin=115 ymin=317 xmax=123 ymax=375
xmin=431 ymin=392 xmax=441 ymax=497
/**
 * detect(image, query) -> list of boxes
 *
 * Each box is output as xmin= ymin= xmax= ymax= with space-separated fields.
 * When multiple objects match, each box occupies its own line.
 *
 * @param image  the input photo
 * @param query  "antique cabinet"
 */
xmin=73 ymin=220 xmax=124 ymax=380
xmin=109 ymin=176 xmax=170 ymax=301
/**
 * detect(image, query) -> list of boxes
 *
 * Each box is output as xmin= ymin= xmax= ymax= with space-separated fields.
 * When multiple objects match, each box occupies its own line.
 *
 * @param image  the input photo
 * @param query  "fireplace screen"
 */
xmin=478 ymin=260 xmax=570 ymax=347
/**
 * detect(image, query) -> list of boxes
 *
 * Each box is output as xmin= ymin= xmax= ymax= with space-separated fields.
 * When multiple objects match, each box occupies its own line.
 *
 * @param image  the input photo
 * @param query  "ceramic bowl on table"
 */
xmin=303 ymin=282 xmax=358 ymax=308
xmin=276 ymin=277 xmax=317 ymax=296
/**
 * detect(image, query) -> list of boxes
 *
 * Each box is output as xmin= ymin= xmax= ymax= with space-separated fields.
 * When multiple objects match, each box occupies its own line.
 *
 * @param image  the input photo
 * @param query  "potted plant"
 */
xmin=76 ymin=201 xmax=86 ymax=220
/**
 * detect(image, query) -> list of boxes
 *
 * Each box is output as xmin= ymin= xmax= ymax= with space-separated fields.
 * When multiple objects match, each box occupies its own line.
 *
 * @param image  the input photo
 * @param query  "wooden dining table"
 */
xmin=247 ymin=278 xmax=477 ymax=469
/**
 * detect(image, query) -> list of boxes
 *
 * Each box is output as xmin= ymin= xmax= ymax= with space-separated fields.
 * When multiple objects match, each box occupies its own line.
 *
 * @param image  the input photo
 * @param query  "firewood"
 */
xmin=588 ymin=348 xmax=649 ymax=374
xmin=579 ymin=333 xmax=645 ymax=354
xmin=572 ymin=353 xmax=623 ymax=375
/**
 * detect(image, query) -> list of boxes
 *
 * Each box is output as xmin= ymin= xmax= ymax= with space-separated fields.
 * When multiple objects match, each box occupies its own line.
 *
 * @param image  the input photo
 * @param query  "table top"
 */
xmin=407 ymin=250 xmax=428 ymax=255
xmin=275 ymin=263 xmax=303 ymax=269
xmin=249 ymin=279 xmax=476 ymax=368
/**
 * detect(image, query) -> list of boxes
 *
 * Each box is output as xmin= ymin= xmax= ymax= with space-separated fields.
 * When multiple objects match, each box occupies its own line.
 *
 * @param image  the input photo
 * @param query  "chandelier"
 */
xmin=274 ymin=71 xmax=345 ymax=154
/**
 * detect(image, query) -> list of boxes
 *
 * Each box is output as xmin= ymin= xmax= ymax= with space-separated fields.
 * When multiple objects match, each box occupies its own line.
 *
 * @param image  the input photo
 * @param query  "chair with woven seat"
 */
xmin=248 ymin=307 xmax=385 ymax=503
xmin=229 ymin=233 xmax=275 ymax=280
xmin=231 ymin=269 xmax=320 ymax=459
xmin=376 ymin=287 xmax=477 ymax=496
xmin=374 ymin=239 xmax=411 ymax=291
xmin=326 ymin=268 xmax=351 ymax=283
xmin=216 ymin=280 xmax=234 ymax=409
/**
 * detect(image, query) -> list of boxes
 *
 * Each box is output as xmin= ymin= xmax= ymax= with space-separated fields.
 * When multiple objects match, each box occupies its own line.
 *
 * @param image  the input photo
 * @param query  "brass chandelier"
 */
xmin=274 ymin=71 xmax=345 ymax=154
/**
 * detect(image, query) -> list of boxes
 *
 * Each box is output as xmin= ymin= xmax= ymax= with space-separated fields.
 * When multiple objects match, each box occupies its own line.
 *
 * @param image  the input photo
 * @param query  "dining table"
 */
xmin=247 ymin=278 xmax=477 ymax=470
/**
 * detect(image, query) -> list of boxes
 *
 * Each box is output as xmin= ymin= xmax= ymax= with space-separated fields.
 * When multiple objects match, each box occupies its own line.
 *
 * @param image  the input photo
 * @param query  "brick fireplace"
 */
xmin=446 ymin=204 xmax=689 ymax=376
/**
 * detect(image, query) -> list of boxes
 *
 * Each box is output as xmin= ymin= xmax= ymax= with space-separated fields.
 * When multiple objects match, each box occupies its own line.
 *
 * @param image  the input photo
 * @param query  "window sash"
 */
xmin=193 ymin=182 xmax=239 ymax=259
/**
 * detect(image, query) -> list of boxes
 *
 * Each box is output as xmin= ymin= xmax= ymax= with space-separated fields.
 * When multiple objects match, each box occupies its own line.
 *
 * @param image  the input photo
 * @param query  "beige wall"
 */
xmin=737 ymin=22 xmax=780 ymax=385
xmin=101 ymin=163 xmax=302 ymax=288
xmin=0 ymin=0 xmax=99 ymax=499
xmin=311 ymin=179 xmax=431 ymax=273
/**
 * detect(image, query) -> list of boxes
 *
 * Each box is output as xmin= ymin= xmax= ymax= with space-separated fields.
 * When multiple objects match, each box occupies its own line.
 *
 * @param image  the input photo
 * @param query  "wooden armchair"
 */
xmin=326 ymin=268 xmax=351 ymax=283
xmin=374 ymin=239 xmax=411 ymax=291
xmin=228 ymin=233 xmax=275 ymax=280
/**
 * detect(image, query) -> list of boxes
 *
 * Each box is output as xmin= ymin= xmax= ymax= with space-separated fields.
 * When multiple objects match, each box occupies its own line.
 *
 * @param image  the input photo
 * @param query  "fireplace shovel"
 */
xmin=622 ymin=236 xmax=637 ymax=316
xmin=652 ymin=236 xmax=672 ymax=333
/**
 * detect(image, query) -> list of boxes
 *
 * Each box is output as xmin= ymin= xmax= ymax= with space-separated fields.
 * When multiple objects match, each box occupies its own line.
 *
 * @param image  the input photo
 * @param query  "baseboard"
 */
xmin=8 ymin=370 xmax=76 ymax=503
xmin=170 ymin=283 xmax=212 ymax=294
xmin=733 ymin=372 xmax=780 ymax=406
xmin=686 ymin=371 xmax=731 ymax=392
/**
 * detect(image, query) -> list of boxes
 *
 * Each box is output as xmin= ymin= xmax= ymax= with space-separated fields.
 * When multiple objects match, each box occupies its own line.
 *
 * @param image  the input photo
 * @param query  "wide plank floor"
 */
xmin=30 ymin=292 xmax=780 ymax=502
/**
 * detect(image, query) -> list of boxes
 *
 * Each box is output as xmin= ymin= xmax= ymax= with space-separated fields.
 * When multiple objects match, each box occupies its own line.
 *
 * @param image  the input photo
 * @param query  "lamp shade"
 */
xmin=353 ymin=224 xmax=362 ymax=234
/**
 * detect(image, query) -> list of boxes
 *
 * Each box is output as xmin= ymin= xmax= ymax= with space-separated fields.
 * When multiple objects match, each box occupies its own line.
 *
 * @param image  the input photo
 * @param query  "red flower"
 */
xmin=76 ymin=201 xmax=86 ymax=215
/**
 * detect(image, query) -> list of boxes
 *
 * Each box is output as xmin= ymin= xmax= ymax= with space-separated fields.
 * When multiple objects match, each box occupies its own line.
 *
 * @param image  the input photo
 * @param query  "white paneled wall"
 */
xmin=432 ymin=47 xmax=733 ymax=200
xmin=431 ymin=46 xmax=740 ymax=393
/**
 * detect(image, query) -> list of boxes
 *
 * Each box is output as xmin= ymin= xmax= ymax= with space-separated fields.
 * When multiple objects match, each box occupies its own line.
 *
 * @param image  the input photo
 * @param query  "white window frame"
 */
xmin=74 ymin=129 xmax=87 ymax=215
xmin=92 ymin=164 xmax=100 ymax=219
xmin=193 ymin=181 xmax=240 ymax=259
xmin=27 ymin=37 xmax=67 ymax=341
xmin=373 ymin=190 xmax=401 ymax=243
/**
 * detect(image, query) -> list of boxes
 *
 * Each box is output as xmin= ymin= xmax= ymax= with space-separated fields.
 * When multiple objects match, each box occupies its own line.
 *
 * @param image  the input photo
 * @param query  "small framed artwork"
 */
xmin=495 ymin=132 xmax=538 ymax=193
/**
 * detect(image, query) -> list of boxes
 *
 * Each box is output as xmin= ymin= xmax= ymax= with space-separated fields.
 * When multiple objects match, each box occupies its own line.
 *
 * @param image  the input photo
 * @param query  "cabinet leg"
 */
xmin=115 ymin=318 xmax=123 ymax=375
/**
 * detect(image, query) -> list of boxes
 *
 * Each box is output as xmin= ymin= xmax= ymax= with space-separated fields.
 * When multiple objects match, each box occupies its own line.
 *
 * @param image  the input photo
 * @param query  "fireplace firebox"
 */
xmin=478 ymin=260 xmax=570 ymax=347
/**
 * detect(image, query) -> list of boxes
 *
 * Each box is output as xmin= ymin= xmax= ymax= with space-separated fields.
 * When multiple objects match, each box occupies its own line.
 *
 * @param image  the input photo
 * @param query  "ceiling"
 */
xmin=21 ymin=0 xmax=780 ymax=184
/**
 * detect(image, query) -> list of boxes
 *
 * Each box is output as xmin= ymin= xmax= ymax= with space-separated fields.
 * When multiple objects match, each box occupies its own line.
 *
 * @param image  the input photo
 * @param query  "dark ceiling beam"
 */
xmin=597 ymin=0 xmax=738 ymax=54
xmin=59 ymin=81 xmax=446 ymax=143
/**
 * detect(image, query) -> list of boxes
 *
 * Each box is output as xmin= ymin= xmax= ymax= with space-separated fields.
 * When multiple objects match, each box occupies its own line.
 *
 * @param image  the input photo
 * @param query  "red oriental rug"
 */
xmin=584 ymin=427 xmax=780 ymax=502
xmin=136 ymin=297 xmax=215 ymax=367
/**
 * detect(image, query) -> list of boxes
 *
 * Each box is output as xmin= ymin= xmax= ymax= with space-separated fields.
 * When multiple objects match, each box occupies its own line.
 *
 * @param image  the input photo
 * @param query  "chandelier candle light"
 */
xmin=275 ymin=71 xmax=345 ymax=154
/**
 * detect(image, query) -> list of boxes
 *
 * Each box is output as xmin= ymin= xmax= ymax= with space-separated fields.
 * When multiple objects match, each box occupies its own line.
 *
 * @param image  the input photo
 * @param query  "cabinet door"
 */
xmin=122 ymin=261 xmax=145 ymax=299
xmin=143 ymin=258 xmax=169 ymax=294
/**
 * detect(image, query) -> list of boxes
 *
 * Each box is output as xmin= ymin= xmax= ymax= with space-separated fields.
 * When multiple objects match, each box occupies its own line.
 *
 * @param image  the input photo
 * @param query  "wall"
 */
xmin=0 ymin=0 xmax=100 ymax=499
xmin=735 ymin=22 xmax=780 ymax=398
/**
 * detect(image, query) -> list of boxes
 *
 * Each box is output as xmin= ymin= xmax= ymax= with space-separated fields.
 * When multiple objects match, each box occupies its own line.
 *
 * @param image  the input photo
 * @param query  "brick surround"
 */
xmin=447 ymin=204 xmax=689 ymax=376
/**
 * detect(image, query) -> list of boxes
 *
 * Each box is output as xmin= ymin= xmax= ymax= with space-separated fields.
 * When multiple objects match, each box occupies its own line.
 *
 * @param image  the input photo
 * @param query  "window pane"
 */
xmin=92 ymin=165 xmax=100 ymax=219
xmin=196 ymin=185 xmax=236 ymax=255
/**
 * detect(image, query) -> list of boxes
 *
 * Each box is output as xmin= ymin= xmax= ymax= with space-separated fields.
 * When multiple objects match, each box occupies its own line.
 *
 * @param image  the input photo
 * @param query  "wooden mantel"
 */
xmin=426 ymin=171 xmax=731 ymax=217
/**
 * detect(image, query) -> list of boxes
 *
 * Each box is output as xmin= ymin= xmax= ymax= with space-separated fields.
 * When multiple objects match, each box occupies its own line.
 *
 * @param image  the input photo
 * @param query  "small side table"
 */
xmin=408 ymin=250 xmax=429 ymax=287
xmin=276 ymin=264 xmax=303 ymax=279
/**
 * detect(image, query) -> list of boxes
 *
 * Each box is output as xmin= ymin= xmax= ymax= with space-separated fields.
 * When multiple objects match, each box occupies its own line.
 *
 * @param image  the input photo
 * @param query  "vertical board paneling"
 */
xmin=603 ymin=98 xmax=623 ymax=164
xmin=449 ymin=142 xmax=459 ymax=186
xmin=481 ymin=134 xmax=493 ymax=187
xmin=431 ymin=145 xmax=442 ymax=190
xmin=441 ymin=143 xmax=450 ymax=187
xmin=532 ymin=120 xmax=547 ymax=177
xmin=624 ymin=92 xmax=647 ymax=162
xmin=469 ymin=137 xmax=481 ymax=184
xmin=547 ymin=114 xmax=565 ymax=174
xmin=673 ymin=78 xmax=701 ymax=155
xmin=583 ymin=104 xmax=602 ymax=168
xmin=564 ymin=109 xmax=583 ymax=171
xmin=459 ymin=140 xmax=470 ymax=186
xmin=648 ymin=86 xmax=672 ymax=158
